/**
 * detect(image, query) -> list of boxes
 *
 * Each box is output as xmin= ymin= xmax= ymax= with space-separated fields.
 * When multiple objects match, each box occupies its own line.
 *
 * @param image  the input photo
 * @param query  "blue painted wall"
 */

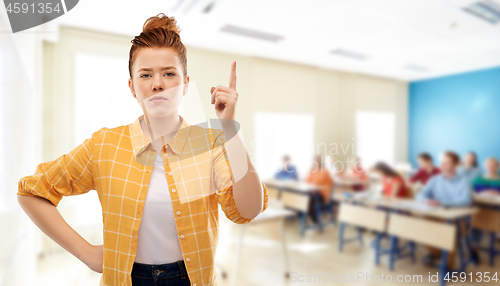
xmin=409 ymin=66 xmax=500 ymax=170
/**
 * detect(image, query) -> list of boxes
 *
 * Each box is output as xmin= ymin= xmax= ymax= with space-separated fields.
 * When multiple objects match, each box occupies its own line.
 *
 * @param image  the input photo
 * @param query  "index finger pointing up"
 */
xmin=229 ymin=61 xmax=237 ymax=90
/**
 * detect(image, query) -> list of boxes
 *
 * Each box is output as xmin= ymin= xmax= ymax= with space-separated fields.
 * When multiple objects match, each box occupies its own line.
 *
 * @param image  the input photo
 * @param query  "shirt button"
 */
xmin=172 ymin=188 xmax=176 ymax=193
xmin=176 ymin=211 xmax=181 ymax=215
xmin=180 ymin=235 xmax=184 ymax=239
xmin=168 ymin=172 xmax=172 ymax=176
xmin=164 ymin=153 xmax=168 ymax=157
xmin=186 ymin=257 xmax=190 ymax=262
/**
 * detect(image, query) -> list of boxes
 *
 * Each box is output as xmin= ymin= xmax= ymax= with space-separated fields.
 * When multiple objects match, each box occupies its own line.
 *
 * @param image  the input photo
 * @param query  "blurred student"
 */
xmin=458 ymin=151 xmax=482 ymax=182
xmin=409 ymin=153 xmax=440 ymax=185
xmin=274 ymin=155 xmax=299 ymax=181
xmin=374 ymin=162 xmax=409 ymax=199
xmin=325 ymin=154 xmax=344 ymax=179
xmin=306 ymin=155 xmax=334 ymax=224
xmin=348 ymin=157 xmax=369 ymax=191
xmin=417 ymin=151 xmax=472 ymax=269
xmin=472 ymin=157 xmax=500 ymax=195
xmin=417 ymin=151 xmax=472 ymax=207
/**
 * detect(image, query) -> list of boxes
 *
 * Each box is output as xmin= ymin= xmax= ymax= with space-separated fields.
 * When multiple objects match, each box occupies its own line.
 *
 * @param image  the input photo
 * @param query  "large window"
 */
xmin=254 ymin=112 xmax=314 ymax=180
xmin=355 ymin=111 xmax=395 ymax=168
xmin=74 ymin=52 xmax=142 ymax=143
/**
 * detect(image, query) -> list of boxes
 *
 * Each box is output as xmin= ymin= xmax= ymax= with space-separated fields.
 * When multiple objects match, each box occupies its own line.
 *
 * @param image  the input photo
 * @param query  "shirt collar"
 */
xmin=129 ymin=114 xmax=191 ymax=158
xmin=442 ymin=172 xmax=460 ymax=182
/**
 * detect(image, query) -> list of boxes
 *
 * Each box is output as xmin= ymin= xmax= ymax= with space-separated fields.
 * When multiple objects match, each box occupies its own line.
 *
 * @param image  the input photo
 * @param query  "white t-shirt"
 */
xmin=134 ymin=154 xmax=183 ymax=264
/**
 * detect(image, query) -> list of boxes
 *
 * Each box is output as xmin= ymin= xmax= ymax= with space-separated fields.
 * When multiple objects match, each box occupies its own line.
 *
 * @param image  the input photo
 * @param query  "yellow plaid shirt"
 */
xmin=17 ymin=114 xmax=269 ymax=286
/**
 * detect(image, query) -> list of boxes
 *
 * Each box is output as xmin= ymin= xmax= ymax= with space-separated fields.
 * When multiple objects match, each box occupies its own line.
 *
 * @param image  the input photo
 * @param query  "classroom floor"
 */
xmin=36 ymin=215 xmax=500 ymax=286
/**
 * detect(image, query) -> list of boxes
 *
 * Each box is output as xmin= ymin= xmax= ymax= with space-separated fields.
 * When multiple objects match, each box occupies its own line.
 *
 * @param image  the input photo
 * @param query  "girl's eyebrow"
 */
xmin=137 ymin=66 xmax=177 ymax=73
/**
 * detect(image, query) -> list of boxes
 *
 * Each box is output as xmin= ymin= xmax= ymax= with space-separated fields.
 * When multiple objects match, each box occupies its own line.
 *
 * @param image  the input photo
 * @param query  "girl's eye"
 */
xmin=140 ymin=73 xmax=174 ymax=78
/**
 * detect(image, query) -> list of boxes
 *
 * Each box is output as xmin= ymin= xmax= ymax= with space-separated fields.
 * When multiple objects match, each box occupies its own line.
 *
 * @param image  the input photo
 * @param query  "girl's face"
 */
xmin=128 ymin=47 xmax=189 ymax=119
xmin=485 ymin=159 xmax=499 ymax=176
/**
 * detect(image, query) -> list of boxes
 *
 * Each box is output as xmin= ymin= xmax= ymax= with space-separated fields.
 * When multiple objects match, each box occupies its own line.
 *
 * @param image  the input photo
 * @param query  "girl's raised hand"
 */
xmin=211 ymin=61 xmax=238 ymax=121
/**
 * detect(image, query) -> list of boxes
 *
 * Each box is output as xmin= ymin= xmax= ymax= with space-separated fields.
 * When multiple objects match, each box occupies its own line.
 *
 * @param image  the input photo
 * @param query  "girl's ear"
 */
xmin=128 ymin=78 xmax=136 ymax=98
xmin=183 ymin=75 xmax=190 ymax=95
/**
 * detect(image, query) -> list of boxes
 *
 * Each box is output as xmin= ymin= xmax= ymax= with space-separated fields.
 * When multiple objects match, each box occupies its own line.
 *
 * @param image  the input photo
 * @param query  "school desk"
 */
xmin=472 ymin=193 xmax=500 ymax=266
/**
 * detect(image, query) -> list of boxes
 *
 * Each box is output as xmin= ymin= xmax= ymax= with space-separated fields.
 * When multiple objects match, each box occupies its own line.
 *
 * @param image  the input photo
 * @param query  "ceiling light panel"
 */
xmin=220 ymin=24 xmax=284 ymax=42
xmin=330 ymin=48 xmax=369 ymax=60
xmin=463 ymin=1 xmax=500 ymax=24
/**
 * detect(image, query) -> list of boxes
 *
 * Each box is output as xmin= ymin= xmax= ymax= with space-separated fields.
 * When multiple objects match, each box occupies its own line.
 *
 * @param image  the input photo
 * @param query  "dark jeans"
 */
xmin=307 ymin=192 xmax=325 ymax=223
xmin=131 ymin=260 xmax=190 ymax=286
xmin=472 ymin=228 xmax=484 ymax=245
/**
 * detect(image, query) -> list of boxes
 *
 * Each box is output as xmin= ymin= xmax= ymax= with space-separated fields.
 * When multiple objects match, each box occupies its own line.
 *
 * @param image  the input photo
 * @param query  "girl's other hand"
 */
xmin=82 ymin=244 xmax=104 ymax=273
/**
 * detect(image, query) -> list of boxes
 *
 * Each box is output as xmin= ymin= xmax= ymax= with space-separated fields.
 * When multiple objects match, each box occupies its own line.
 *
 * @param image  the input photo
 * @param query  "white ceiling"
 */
xmin=52 ymin=0 xmax=500 ymax=81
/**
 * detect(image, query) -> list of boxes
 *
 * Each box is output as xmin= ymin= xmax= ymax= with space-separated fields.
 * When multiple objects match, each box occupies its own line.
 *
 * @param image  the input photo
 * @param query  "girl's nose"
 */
xmin=152 ymin=77 xmax=164 ymax=91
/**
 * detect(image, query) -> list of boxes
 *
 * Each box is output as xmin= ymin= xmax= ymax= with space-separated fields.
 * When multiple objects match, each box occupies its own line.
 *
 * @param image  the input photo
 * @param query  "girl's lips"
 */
xmin=151 ymin=98 xmax=166 ymax=103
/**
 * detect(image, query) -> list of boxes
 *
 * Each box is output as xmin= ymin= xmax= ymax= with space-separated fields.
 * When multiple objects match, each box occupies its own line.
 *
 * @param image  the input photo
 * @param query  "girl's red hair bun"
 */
xmin=142 ymin=13 xmax=181 ymax=35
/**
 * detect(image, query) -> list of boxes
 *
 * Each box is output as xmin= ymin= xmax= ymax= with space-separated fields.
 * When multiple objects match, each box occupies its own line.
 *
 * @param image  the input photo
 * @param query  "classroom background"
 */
xmin=1 ymin=0 xmax=500 ymax=285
